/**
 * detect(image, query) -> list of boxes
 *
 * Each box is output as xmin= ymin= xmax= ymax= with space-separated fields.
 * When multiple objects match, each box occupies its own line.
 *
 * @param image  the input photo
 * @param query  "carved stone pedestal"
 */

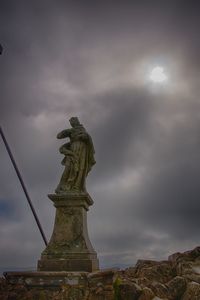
xmin=38 ymin=193 xmax=99 ymax=272
xmin=4 ymin=269 xmax=116 ymax=299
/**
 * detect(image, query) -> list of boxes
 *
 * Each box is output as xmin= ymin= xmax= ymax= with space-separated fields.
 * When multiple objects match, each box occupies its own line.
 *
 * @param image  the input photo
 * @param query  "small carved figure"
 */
xmin=55 ymin=117 xmax=95 ymax=193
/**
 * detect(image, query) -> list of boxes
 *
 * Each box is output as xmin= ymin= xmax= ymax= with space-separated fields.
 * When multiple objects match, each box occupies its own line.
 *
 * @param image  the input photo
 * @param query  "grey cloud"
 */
xmin=1 ymin=0 xmax=200 ymax=270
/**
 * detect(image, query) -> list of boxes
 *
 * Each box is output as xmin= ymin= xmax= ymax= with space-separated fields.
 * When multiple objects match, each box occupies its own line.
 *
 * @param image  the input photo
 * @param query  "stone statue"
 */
xmin=38 ymin=116 xmax=99 ymax=272
xmin=55 ymin=117 xmax=96 ymax=194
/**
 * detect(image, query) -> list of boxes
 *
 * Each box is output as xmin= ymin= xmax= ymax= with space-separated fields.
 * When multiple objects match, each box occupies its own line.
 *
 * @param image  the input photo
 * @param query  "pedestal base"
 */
xmin=38 ymin=193 xmax=99 ymax=272
xmin=4 ymin=271 xmax=88 ymax=288
xmin=38 ymin=257 xmax=99 ymax=272
xmin=3 ymin=269 xmax=116 ymax=300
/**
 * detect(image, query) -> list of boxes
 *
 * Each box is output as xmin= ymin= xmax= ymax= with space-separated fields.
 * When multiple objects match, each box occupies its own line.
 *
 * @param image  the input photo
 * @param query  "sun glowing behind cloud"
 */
xmin=150 ymin=66 xmax=168 ymax=83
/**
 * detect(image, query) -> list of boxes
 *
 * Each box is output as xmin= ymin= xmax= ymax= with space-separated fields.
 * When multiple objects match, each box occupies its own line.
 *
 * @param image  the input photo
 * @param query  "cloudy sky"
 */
xmin=1 ymin=0 xmax=200 ymax=271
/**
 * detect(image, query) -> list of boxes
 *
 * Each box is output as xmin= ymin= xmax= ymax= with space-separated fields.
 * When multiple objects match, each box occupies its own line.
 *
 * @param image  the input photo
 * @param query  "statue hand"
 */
xmin=57 ymin=129 xmax=71 ymax=139
xmin=57 ymin=132 xmax=62 ymax=139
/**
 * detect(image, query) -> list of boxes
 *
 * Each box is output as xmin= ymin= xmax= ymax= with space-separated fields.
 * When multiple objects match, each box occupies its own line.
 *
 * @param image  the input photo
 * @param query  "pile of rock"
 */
xmin=117 ymin=246 xmax=200 ymax=299
xmin=0 ymin=246 xmax=200 ymax=299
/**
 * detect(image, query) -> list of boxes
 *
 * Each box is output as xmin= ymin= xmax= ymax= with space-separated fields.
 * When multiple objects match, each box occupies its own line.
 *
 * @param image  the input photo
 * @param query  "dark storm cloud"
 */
xmin=89 ymin=88 xmax=155 ymax=182
xmin=1 ymin=0 xmax=200 ymax=270
xmin=132 ymin=121 xmax=200 ymax=239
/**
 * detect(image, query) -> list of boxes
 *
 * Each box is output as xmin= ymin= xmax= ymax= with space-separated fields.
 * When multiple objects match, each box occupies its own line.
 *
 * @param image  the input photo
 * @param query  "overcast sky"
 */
xmin=1 ymin=0 xmax=200 ymax=271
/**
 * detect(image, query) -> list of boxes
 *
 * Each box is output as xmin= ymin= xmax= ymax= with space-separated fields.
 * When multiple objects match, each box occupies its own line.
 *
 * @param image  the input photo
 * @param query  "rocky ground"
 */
xmin=0 ymin=246 xmax=200 ymax=299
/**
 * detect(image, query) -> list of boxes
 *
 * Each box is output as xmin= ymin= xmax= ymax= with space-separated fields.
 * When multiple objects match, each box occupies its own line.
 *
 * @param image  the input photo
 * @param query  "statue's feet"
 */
xmin=55 ymin=185 xmax=70 ymax=194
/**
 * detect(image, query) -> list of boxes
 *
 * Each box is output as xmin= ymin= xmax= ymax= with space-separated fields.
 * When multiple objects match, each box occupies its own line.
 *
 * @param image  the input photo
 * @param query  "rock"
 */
xmin=168 ymin=247 xmax=200 ymax=264
xmin=137 ymin=277 xmax=152 ymax=288
xmin=181 ymin=281 xmax=200 ymax=300
xmin=88 ymin=269 xmax=115 ymax=300
xmin=168 ymin=252 xmax=182 ymax=262
xmin=125 ymin=266 xmax=137 ymax=277
xmin=166 ymin=276 xmax=186 ymax=299
xmin=138 ymin=287 xmax=155 ymax=300
xmin=135 ymin=260 xmax=175 ymax=284
xmin=88 ymin=269 xmax=116 ymax=287
xmin=152 ymin=298 xmax=168 ymax=300
xmin=150 ymin=282 xmax=169 ymax=299
xmin=118 ymin=282 xmax=142 ymax=300
xmin=175 ymin=260 xmax=193 ymax=277
xmin=184 ymin=273 xmax=200 ymax=284
xmin=169 ymin=247 xmax=200 ymax=285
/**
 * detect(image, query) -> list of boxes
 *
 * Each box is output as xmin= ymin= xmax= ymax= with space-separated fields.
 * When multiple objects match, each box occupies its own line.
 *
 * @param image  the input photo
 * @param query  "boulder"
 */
xmin=134 ymin=260 xmax=175 ymax=284
xmin=150 ymin=282 xmax=169 ymax=299
xmin=118 ymin=282 xmax=142 ymax=300
xmin=181 ymin=281 xmax=200 ymax=300
xmin=166 ymin=276 xmax=186 ymax=299
xmin=138 ymin=287 xmax=155 ymax=300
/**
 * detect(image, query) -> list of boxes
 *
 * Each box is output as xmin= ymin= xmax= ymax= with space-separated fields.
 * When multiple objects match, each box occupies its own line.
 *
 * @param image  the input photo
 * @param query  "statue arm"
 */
xmin=57 ymin=129 xmax=71 ymax=139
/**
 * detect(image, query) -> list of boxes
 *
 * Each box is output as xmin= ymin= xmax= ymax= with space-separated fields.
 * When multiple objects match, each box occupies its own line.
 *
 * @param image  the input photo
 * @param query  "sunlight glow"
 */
xmin=150 ymin=66 xmax=167 ymax=83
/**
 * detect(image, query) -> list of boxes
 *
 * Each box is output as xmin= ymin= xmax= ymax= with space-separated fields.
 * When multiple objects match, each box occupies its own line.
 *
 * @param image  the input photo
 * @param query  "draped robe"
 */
xmin=55 ymin=125 xmax=95 ymax=193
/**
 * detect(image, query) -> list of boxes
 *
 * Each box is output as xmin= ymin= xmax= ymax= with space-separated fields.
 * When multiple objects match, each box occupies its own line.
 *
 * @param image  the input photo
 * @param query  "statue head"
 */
xmin=69 ymin=117 xmax=81 ymax=128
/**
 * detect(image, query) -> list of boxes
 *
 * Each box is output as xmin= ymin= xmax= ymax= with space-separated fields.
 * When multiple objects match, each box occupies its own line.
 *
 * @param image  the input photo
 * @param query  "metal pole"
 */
xmin=0 ymin=126 xmax=48 ymax=246
xmin=0 ymin=43 xmax=3 ymax=54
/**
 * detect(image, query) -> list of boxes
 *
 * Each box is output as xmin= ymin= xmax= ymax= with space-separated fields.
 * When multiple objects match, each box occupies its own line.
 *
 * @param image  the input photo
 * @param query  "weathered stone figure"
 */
xmin=55 ymin=117 xmax=96 ymax=193
xmin=38 ymin=117 xmax=99 ymax=272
